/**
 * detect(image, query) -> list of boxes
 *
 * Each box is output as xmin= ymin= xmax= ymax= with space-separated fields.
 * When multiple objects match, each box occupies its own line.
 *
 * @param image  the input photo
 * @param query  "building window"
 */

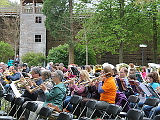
xmin=35 ymin=17 xmax=42 ymax=23
xmin=35 ymin=35 xmax=41 ymax=42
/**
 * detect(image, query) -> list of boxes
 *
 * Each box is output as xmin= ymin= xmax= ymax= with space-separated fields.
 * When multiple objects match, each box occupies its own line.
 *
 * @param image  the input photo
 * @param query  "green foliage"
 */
xmin=42 ymin=0 xmax=71 ymax=41
xmin=0 ymin=0 xmax=10 ymax=6
xmin=47 ymin=44 xmax=69 ymax=65
xmin=21 ymin=52 xmax=46 ymax=67
xmin=47 ymin=44 xmax=96 ymax=66
xmin=0 ymin=41 xmax=14 ymax=63
xmin=74 ymin=44 xmax=96 ymax=65
xmin=76 ymin=0 xmax=153 ymax=55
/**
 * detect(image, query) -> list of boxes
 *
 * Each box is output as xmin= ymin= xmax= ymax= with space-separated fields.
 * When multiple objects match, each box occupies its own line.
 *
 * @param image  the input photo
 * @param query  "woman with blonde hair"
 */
xmin=63 ymin=70 xmax=90 ymax=112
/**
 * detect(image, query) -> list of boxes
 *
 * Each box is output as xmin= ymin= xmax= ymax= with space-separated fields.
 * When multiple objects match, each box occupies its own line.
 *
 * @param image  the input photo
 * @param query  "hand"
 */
xmin=98 ymin=77 xmax=105 ymax=82
xmin=40 ymin=84 xmax=47 ymax=91
xmin=69 ymin=79 xmax=75 ymax=84
xmin=32 ymin=81 xmax=37 ymax=87
xmin=27 ymin=80 xmax=33 ymax=86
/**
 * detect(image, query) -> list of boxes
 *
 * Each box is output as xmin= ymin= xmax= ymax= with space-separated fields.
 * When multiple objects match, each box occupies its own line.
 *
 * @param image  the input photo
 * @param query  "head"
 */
xmin=41 ymin=70 xmax=51 ymax=80
xmin=50 ymin=65 xmax=57 ymax=72
xmin=129 ymin=68 xmax=136 ymax=75
xmin=59 ymin=63 xmax=64 ymax=67
xmin=51 ymin=70 xmax=64 ymax=83
xmin=141 ymin=66 xmax=146 ymax=72
xmin=147 ymin=72 xmax=159 ymax=83
xmin=9 ymin=66 xmax=14 ymax=72
xmin=129 ymin=63 xmax=134 ymax=68
xmin=31 ymin=67 xmax=41 ymax=78
xmin=128 ymin=74 xmax=136 ymax=80
xmin=79 ymin=70 xmax=90 ymax=81
xmin=22 ymin=64 xmax=27 ymax=69
xmin=119 ymin=67 xmax=128 ymax=78
xmin=11 ymin=66 xmax=18 ymax=73
xmin=85 ymin=65 xmax=92 ymax=73
xmin=103 ymin=66 xmax=112 ymax=73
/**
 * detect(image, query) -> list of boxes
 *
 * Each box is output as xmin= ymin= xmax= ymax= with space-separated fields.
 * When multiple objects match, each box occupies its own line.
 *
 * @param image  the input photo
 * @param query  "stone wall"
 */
xmin=19 ymin=14 xmax=46 ymax=57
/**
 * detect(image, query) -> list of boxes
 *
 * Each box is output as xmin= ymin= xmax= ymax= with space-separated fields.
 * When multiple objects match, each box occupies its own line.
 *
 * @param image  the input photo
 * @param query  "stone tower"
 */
xmin=19 ymin=0 xmax=46 ymax=57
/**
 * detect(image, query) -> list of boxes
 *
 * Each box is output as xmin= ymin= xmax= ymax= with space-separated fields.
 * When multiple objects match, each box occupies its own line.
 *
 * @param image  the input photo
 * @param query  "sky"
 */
xmin=9 ymin=0 xmax=20 ymax=4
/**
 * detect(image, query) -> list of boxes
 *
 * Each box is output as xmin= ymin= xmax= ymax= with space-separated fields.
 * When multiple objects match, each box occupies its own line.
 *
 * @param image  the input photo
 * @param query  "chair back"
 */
xmin=85 ymin=100 xmax=97 ymax=109
xmin=95 ymin=101 xmax=109 ymax=110
xmin=104 ymin=104 xmax=122 ymax=116
xmin=5 ymin=94 xmax=14 ymax=102
xmin=38 ymin=107 xmax=53 ymax=118
xmin=70 ymin=95 xmax=82 ymax=105
xmin=78 ymin=100 xmax=97 ymax=119
xmin=126 ymin=108 xmax=144 ymax=120
xmin=153 ymin=115 xmax=160 ymax=120
xmin=144 ymin=98 xmax=159 ymax=107
xmin=14 ymin=97 xmax=25 ymax=106
xmin=0 ymin=90 xmax=4 ymax=97
xmin=128 ymin=95 xmax=139 ymax=103
xmin=25 ymin=102 xmax=38 ymax=112
xmin=57 ymin=112 xmax=73 ymax=120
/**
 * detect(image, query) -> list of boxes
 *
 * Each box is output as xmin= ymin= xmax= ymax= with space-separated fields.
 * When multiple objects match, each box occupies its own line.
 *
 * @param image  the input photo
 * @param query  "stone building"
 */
xmin=19 ymin=0 xmax=46 ymax=57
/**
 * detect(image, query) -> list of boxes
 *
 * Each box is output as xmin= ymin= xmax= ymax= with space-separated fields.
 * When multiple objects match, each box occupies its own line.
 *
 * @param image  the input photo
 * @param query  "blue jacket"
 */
xmin=6 ymin=72 xmax=21 ymax=81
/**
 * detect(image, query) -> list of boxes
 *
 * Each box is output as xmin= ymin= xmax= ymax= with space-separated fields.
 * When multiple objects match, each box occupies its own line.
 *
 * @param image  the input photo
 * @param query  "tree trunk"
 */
xmin=68 ymin=44 xmax=74 ymax=64
xmin=118 ymin=0 xmax=124 ymax=63
xmin=152 ymin=10 xmax=157 ymax=63
xmin=119 ymin=41 xmax=124 ymax=63
xmin=68 ymin=0 xmax=74 ymax=64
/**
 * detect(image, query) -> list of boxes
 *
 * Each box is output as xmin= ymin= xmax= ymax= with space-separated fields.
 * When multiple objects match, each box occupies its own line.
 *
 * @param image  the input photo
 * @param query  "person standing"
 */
xmin=7 ymin=58 xmax=14 ymax=68
xmin=14 ymin=55 xmax=20 ymax=67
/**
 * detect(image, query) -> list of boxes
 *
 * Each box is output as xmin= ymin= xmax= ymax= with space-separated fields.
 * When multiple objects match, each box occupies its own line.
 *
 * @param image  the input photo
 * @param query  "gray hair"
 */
xmin=54 ymin=70 xmax=64 ymax=81
xmin=41 ymin=70 xmax=51 ymax=79
xmin=32 ymin=67 xmax=41 ymax=76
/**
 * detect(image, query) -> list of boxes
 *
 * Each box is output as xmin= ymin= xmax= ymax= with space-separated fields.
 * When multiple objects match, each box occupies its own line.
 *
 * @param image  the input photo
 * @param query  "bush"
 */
xmin=47 ymin=44 xmax=96 ymax=66
xmin=21 ymin=52 xmax=46 ymax=67
xmin=0 ymin=41 xmax=14 ymax=63
xmin=47 ymin=44 xmax=69 ymax=65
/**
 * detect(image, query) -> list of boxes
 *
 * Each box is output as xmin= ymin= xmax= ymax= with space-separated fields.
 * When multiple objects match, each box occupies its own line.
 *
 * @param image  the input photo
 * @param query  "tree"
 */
xmin=135 ymin=0 xmax=160 ymax=63
xmin=0 ymin=1 xmax=20 ymax=57
xmin=76 ymin=0 xmax=152 ymax=63
xmin=42 ymin=0 xmax=74 ymax=64
xmin=1 ymin=15 xmax=20 ymax=57
xmin=42 ymin=0 xmax=91 ymax=65
xmin=21 ymin=52 xmax=46 ymax=67
xmin=0 ymin=0 xmax=10 ymax=6
xmin=0 ymin=41 xmax=14 ymax=63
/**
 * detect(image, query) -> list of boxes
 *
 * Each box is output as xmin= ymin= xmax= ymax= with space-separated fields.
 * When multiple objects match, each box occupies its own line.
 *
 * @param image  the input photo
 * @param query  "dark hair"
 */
xmin=121 ymin=67 xmax=128 ymax=75
xmin=148 ymin=72 xmax=159 ymax=83
xmin=128 ymin=74 xmax=136 ymax=80
xmin=13 ymin=66 xmax=18 ymax=71
xmin=22 ymin=64 xmax=27 ymax=67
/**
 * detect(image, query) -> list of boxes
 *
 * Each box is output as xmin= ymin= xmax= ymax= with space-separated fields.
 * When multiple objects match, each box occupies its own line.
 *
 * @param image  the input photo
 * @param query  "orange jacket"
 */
xmin=100 ymin=77 xmax=116 ymax=104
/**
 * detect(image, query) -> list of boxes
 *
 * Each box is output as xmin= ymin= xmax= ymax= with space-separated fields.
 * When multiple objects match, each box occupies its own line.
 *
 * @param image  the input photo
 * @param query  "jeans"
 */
xmin=63 ymin=96 xmax=73 ymax=112
xmin=142 ymin=105 xmax=154 ymax=117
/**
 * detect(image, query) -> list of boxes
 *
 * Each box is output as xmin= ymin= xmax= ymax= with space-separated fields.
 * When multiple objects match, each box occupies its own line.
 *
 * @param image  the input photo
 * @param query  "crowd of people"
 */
xmin=0 ymin=61 xmax=160 ymax=119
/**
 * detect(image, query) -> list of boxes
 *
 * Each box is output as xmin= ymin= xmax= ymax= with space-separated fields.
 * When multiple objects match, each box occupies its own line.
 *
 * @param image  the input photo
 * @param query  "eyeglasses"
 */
xmin=51 ymin=75 xmax=57 ymax=78
xmin=119 ymin=72 xmax=124 ymax=73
